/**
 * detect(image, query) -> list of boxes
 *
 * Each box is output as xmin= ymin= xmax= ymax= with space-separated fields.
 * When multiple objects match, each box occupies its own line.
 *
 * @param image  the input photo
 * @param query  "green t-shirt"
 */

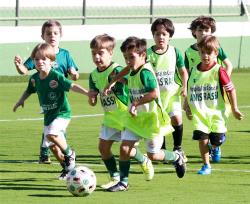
xmin=24 ymin=48 xmax=78 ymax=78
xmin=26 ymin=69 xmax=72 ymax=126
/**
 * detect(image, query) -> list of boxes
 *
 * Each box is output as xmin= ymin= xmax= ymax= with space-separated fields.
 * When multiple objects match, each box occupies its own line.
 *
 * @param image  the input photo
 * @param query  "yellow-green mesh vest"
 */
xmin=125 ymin=62 xmax=173 ymax=139
xmin=147 ymin=45 xmax=182 ymax=111
xmin=91 ymin=63 xmax=127 ymax=130
xmin=187 ymin=64 xmax=228 ymax=133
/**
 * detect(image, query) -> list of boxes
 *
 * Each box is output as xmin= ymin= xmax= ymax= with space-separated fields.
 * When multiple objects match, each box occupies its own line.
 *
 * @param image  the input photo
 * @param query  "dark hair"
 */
xmin=120 ymin=36 xmax=147 ymax=55
xmin=31 ymin=43 xmax=55 ymax=61
xmin=90 ymin=33 xmax=115 ymax=51
xmin=197 ymin=35 xmax=219 ymax=54
xmin=189 ymin=16 xmax=216 ymax=38
xmin=151 ymin=18 xmax=175 ymax=37
xmin=41 ymin=19 xmax=62 ymax=36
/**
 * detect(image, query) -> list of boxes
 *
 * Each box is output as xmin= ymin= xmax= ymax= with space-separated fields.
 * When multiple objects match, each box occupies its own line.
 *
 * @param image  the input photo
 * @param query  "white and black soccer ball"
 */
xmin=66 ymin=166 xmax=97 ymax=197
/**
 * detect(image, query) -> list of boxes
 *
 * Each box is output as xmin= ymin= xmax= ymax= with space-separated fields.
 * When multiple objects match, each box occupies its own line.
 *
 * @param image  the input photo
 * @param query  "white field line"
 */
xmin=1 ymin=160 xmax=250 ymax=173
xmin=1 ymin=105 xmax=249 ymax=122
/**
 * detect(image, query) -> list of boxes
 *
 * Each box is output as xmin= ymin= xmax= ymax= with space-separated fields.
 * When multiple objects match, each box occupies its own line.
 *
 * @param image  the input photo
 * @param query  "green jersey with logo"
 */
xmin=89 ymin=62 xmax=128 ymax=130
xmin=147 ymin=45 xmax=184 ymax=110
xmin=185 ymin=44 xmax=228 ymax=71
xmin=26 ymin=69 xmax=72 ymax=126
xmin=187 ymin=64 xmax=227 ymax=133
xmin=125 ymin=62 xmax=173 ymax=139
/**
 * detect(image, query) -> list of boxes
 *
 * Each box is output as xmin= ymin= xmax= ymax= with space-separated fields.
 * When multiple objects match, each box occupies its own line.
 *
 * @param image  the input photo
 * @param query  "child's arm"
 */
xmin=183 ymin=97 xmax=193 ymax=120
xmin=179 ymin=66 xmax=188 ymax=97
xmin=223 ymin=58 xmax=233 ymax=76
xmin=88 ymin=90 xmax=98 ymax=106
xmin=104 ymin=66 xmax=130 ymax=95
xmin=227 ymin=89 xmax=243 ymax=120
xmin=70 ymin=83 xmax=89 ymax=96
xmin=13 ymin=90 xmax=31 ymax=112
xmin=129 ymin=89 xmax=158 ymax=117
xmin=68 ymin=67 xmax=79 ymax=81
xmin=14 ymin=55 xmax=29 ymax=75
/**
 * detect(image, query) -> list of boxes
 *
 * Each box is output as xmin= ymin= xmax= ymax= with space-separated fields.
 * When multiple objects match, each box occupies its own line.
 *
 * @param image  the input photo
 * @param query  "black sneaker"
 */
xmin=38 ymin=155 xmax=51 ymax=164
xmin=173 ymin=151 xmax=186 ymax=178
xmin=107 ymin=182 xmax=128 ymax=192
xmin=64 ymin=150 xmax=76 ymax=171
xmin=58 ymin=169 xmax=69 ymax=180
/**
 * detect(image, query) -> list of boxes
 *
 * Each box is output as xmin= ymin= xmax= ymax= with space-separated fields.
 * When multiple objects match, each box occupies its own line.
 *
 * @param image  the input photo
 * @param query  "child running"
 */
xmin=13 ymin=43 xmax=89 ymax=179
xmin=14 ymin=20 xmax=79 ymax=165
xmin=88 ymin=34 xmax=154 ymax=189
xmin=107 ymin=36 xmax=186 ymax=192
xmin=185 ymin=35 xmax=243 ymax=175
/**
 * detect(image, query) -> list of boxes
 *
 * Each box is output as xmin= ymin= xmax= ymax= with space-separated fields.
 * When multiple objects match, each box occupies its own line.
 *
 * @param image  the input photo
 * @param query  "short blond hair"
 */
xmin=197 ymin=35 xmax=219 ymax=54
xmin=90 ymin=34 xmax=115 ymax=51
xmin=31 ymin=43 xmax=55 ymax=61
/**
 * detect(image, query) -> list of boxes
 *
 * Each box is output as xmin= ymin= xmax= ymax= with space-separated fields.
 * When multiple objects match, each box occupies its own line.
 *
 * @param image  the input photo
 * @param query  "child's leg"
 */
xmin=39 ymin=133 xmax=51 ymax=164
xmin=199 ymin=139 xmax=210 ymax=165
xmin=209 ymin=132 xmax=226 ymax=163
xmin=171 ymin=115 xmax=183 ymax=151
xmin=50 ymin=145 xmax=64 ymax=163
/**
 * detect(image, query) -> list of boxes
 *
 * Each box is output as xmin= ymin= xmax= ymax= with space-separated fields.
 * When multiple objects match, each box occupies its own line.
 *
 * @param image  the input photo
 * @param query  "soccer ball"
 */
xmin=66 ymin=166 xmax=97 ymax=197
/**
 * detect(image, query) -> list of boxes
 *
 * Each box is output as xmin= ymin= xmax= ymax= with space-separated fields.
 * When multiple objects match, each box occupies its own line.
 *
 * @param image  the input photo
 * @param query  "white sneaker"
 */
xmin=64 ymin=150 xmax=76 ymax=171
xmin=58 ymin=169 xmax=68 ymax=181
xmin=140 ymin=155 xmax=154 ymax=181
xmin=101 ymin=177 xmax=120 ymax=189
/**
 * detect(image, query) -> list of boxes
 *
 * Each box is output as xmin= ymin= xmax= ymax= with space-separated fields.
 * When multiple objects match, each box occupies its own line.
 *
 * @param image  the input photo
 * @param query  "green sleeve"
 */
xmin=175 ymin=47 xmax=185 ymax=69
xmin=26 ymin=76 xmax=37 ymax=94
xmin=89 ymin=74 xmax=99 ymax=92
xmin=57 ymin=71 xmax=72 ymax=91
xmin=140 ymin=69 xmax=157 ymax=92
xmin=218 ymin=47 xmax=227 ymax=61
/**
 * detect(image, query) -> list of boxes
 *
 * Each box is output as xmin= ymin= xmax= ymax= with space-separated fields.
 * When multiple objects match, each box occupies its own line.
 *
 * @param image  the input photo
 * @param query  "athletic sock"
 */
xmin=62 ymin=146 xmax=72 ymax=156
xmin=103 ymin=155 xmax=119 ymax=178
xmin=163 ymin=150 xmax=178 ymax=162
xmin=161 ymin=136 xmax=166 ymax=150
xmin=172 ymin=124 xmax=183 ymax=150
xmin=119 ymin=160 xmax=130 ymax=185
xmin=133 ymin=147 xmax=145 ymax=163
xmin=40 ymin=133 xmax=50 ymax=157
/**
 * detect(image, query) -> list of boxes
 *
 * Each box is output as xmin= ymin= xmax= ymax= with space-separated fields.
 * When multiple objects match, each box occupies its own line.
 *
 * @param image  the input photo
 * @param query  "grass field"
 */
xmin=0 ymin=71 xmax=250 ymax=204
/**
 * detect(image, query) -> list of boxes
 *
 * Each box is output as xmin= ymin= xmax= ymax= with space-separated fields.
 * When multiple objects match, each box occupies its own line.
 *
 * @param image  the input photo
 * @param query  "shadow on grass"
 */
xmin=29 ymin=194 xmax=72 ymax=197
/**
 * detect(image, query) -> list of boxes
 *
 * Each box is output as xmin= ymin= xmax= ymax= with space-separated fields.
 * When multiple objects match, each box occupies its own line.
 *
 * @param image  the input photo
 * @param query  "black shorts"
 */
xmin=193 ymin=130 xmax=226 ymax=146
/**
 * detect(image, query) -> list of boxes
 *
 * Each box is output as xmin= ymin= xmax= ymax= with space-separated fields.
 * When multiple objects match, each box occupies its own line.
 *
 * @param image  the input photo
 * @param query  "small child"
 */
xmin=147 ymin=18 xmax=188 ymax=155
xmin=185 ymin=35 xmax=243 ymax=175
xmin=184 ymin=16 xmax=234 ymax=161
xmin=14 ymin=20 xmax=79 ymax=164
xmin=13 ymin=43 xmax=89 ymax=179
xmin=107 ymin=37 xmax=186 ymax=192
xmin=88 ymin=34 xmax=154 ymax=189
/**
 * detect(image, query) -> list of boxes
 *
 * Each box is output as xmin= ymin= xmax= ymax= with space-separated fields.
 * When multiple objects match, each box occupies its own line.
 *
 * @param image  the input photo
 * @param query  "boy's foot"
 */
xmin=38 ymin=155 xmax=51 ymax=164
xmin=140 ymin=155 xmax=154 ymax=181
xmin=101 ymin=177 xmax=120 ymax=189
xmin=198 ymin=164 xmax=211 ymax=175
xmin=211 ymin=147 xmax=221 ymax=162
xmin=64 ymin=150 xmax=76 ymax=171
xmin=173 ymin=150 xmax=186 ymax=178
xmin=107 ymin=182 xmax=128 ymax=192
xmin=58 ymin=169 xmax=69 ymax=180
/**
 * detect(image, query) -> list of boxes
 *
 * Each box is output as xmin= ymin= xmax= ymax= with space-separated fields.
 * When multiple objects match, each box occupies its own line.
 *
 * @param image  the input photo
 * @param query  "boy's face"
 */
xmin=193 ymin=26 xmax=212 ymax=43
xmin=123 ymin=49 xmax=146 ymax=71
xmin=153 ymin=25 xmax=170 ymax=49
xmin=198 ymin=49 xmax=218 ymax=66
xmin=33 ymin=52 xmax=53 ymax=72
xmin=91 ymin=48 xmax=113 ymax=70
xmin=42 ymin=26 xmax=61 ymax=48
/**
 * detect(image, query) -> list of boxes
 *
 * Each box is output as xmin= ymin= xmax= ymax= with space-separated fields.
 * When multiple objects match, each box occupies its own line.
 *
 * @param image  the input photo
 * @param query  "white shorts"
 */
xmin=121 ymin=129 xmax=163 ymax=153
xmin=99 ymin=125 xmax=121 ymax=142
xmin=166 ymin=95 xmax=182 ymax=117
xmin=43 ymin=118 xmax=70 ymax=147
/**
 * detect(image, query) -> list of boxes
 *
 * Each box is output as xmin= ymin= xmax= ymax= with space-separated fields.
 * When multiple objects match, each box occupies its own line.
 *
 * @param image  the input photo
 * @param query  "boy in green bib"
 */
xmin=185 ymin=35 xmax=243 ymax=175
xmin=88 ymin=34 xmax=154 ymax=190
xmin=14 ymin=20 xmax=79 ymax=165
xmin=107 ymin=37 xmax=186 ymax=192
xmin=13 ymin=43 xmax=89 ymax=179
xmin=184 ymin=16 xmax=233 ymax=162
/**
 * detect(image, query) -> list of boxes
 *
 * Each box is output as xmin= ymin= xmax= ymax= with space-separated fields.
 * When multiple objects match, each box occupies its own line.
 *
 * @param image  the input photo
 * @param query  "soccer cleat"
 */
xmin=58 ymin=169 xmax=69 ymax=180
xmin=197 ymin=164 xmax=211 ymax=175
xmin=140 ymin=155 xmax=154 ymax=181
xmin=211 ymin=147 xmax=221 ymax=162
xmin=176 ymin=149 xmax=188 ymax=163
xmin=173 ymin=150 xmax=186 ymax=178
xmin=101 ymin=177 xmax=120 ymax=189
xmin=38 ymin=155 xmax=51 ymax=164
xmin=64 ymin=150 xmax=76 ymax=171
xmin=107 ymin=182 xmax=128 ymax=192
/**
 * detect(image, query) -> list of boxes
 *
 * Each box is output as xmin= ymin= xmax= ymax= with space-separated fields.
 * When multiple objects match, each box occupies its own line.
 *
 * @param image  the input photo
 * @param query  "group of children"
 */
xmin=13 ymin=16 xmax=243 ymax=192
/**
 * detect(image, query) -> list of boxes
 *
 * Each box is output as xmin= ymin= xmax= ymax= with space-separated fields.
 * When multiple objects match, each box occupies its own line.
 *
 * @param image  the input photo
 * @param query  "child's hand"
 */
xmin=180 ymin=86 xmax=187 ymax=97
xmin=232 ymin=108 xmax=244 ymax=120
xmin=103 ymin=82 xmax=116 ymax=96
xmin=129 ymin=103 xmax=137 ymax=117
xmin=14 ymin=55 xmax=23 ymax=67
xmin=13 ymin=101 xmax=24 ymax=112
xmin=183 ymin=98 xmax=192 ymax=120
xmin=68 ymin=68 xmax=79 ymax=81
xmin=88 ymin=90 xmax=98 ymax=106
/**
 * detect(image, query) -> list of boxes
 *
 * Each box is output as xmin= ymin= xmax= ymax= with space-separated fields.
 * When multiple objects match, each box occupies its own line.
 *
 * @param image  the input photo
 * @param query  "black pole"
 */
xmin=150 ymin=0 xmax=153 ymax=24
xmin=15 ymin=0 xmax=19 ymax=26
xmin=82 ymin=0 xmax=86 ymax=25
xmin=240 ymin=0 xmax=245 ymax=16
xmin=209 ymin=0 xmax=212 ymax=15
